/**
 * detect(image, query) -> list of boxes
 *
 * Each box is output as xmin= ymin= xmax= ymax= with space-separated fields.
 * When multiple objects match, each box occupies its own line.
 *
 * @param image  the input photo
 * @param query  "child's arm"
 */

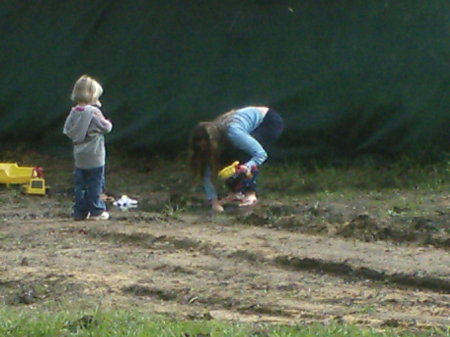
xmin=91 ymin=108 xmax=113 ymax=134
xmin=227 ymin=124 xmax=267 ymax=169
xmin=204 ymin=166 xmax=223 ymax=212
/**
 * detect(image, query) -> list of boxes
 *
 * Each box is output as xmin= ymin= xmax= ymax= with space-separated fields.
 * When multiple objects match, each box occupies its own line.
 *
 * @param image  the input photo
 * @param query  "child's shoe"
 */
xmin=238 ymin=194 xmax=258 ymax=207
xmin=220 ymin=192 xmax=245 ymax=204
xmin=89 ymin=211 xmax=110 ymax=220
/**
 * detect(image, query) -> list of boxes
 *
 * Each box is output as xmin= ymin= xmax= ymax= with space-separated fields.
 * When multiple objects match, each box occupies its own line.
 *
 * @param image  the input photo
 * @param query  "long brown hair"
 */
xmin=188 ymin=122 xmax=220 ymax=179
xmin=188 ymin=110 xmax=236 ymax=179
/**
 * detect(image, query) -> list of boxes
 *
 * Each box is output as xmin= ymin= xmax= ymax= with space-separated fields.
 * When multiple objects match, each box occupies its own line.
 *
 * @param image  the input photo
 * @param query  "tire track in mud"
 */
xmin=84 ymin=220 xmax=450 ymax=293
xmin=273 ymin=256 xmax=450 ymax=293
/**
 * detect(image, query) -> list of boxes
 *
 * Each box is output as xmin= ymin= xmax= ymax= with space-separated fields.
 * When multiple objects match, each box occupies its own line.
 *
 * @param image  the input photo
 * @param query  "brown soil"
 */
xmin=0 ymin=154 xmax=448 ymax=331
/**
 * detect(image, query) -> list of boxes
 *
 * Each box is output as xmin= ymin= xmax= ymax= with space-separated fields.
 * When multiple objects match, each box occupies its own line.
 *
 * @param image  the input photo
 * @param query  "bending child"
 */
xmin=189 ymin=106 xmax=284 ymax=212
xmin=63 ymin=74 xmax=113 ymax=220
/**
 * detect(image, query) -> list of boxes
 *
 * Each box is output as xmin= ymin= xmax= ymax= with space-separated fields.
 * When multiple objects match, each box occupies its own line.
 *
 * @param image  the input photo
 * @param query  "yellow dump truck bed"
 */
xmin=0 ymin=163 xmax=38 ymax=184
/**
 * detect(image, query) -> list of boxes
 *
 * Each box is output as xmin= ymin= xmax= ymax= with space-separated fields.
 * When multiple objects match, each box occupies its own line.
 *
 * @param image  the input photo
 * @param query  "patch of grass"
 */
xmin=262 ymin=158 xmax=449 ymax=197
xmin=359 ymin=305 xmax=377 ymax=314
xmin=0 ymin=307 xmax=446 ymax=337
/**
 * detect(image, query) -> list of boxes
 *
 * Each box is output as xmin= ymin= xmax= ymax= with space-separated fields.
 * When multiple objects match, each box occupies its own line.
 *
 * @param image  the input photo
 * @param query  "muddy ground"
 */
xmin=0 ymin=152 xmax=449 ymax=331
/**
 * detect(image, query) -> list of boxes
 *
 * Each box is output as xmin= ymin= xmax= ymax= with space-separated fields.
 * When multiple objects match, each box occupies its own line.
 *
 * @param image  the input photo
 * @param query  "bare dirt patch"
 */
xmin=0 ymin=154 xmax=448 ymax=331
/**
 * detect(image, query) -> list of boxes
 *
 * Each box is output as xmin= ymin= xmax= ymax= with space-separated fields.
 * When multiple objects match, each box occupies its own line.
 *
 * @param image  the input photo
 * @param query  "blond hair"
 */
xmin=71 ymin=74 xmax=103 ymax=106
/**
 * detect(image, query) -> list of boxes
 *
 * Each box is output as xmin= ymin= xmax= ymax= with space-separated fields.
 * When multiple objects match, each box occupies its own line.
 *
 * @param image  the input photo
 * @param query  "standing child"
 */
xmin=189 ymin=106 xmax=284 ymax=212
xmin=63 ymin=74 xmax=113 ymax=220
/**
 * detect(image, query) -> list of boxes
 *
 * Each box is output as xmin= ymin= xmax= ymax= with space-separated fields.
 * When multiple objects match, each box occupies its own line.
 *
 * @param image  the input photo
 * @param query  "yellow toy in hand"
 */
xmin=218 ymin=161 xmax=240 ymax=179
xmin=218 ymin=161 xmax=258 ymax=193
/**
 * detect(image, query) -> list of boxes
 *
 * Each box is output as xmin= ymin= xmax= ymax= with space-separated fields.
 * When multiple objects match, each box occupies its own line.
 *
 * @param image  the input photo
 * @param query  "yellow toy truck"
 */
xmin=0 ymin=163 xmax=47 ymax=195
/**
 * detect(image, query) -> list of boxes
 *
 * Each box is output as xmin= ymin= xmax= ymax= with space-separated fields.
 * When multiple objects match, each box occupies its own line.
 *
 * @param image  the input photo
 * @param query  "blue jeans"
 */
xmin=228 ymin=109 xmax=284 ymax=194
xmin=73 ymin=166 xmax=106 ymax=220
xmin=251 ymin=108 xmax=284 ymax=147
xmin=226 ymin=109 xmax=284 ymax=166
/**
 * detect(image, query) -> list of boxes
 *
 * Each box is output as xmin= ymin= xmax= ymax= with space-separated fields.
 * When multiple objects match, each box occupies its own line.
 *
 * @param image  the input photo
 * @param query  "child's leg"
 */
xmin=240 ymin=169 xmax=258 ymax=194
xmin=238 ymin=170 xmax=258 ymax=206
xmin=73 ymin=168 xmax=89 ymax=220
xmin=85 ymin=166 xmax=107 ymax=217
xmin=236 ymin=109 xmax=283 ymax=207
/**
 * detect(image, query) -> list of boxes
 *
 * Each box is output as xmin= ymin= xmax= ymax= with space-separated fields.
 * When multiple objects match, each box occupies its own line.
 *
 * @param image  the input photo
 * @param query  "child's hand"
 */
xmin=211 ymin=199 xmax=224 ymax=212
xmin=237 ymin=164 xmax=251 ymax=176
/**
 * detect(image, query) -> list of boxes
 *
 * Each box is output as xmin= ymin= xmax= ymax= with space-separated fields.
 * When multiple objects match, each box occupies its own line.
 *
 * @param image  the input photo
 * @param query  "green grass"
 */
xmin=1 ymin=145 xmax=448 ymax=202
xmin=0 ymin=307 xmax=446 ymax=337
xmin=262 ymin=158 xmax=449 ymax=198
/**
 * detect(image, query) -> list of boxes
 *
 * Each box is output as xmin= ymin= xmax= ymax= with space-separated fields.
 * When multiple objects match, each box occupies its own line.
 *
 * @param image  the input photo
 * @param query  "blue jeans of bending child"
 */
xmin=251 ymin=109 xmax=284 ymax=147
xmin=228 ymin=109 xmax=284 ymax=194
xmin=227 ymin=108 xmax=284 ymax=168
xmin=73 ymin=166 xmax=106 ymax=220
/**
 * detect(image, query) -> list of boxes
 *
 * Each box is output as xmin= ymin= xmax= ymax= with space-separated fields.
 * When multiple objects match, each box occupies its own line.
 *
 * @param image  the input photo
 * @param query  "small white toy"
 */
xmin=113 ymin=195 xmax=138 ymax=211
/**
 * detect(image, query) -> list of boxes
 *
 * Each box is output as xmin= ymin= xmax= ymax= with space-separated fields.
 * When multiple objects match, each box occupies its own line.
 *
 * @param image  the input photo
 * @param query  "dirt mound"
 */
xmin=233 ymin=200 xmax=449 ymax=250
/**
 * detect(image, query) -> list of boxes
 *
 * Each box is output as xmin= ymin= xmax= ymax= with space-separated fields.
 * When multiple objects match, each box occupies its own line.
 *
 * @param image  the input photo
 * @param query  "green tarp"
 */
xmin=0 ymin=1 xmax=449 ymax=160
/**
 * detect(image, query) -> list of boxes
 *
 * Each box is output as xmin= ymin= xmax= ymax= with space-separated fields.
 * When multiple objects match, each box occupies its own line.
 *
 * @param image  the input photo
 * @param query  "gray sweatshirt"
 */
xmin=63 ymin=105 xmax=113 ymax=169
